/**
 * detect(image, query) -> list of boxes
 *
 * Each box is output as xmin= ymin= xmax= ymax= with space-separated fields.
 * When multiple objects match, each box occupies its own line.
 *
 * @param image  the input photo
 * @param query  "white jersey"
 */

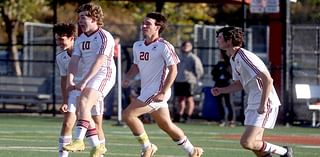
xmin=133 ymin=38 xmax=180 ymax=103
xmin=56 ymin=50 xmax=83 ymax=83
xmin=73 ymin=28 xmax=116 ymax=78
xmin=230 ymin=48 xmax=281 ymax=110
xmin=73 ymin=28 xmax=116 ymax=97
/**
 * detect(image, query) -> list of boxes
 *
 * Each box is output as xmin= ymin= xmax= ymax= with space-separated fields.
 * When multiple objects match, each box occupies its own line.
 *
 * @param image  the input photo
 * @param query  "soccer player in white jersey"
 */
xmin=211 ymin=26 xmax=293 ymax=157
xmin=62 ymin=3 xmax=116 ymax=157
xmin=122 ymin=12 xmax=203 ymax=157
xmin=54 ymin=23 xmax=106 ymax=157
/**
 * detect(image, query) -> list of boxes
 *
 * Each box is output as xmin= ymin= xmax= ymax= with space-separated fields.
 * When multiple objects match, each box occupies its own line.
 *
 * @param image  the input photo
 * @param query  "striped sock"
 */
xmin=176 ymin=136 xmax=194 ymax=154
xmin=86 ymin=128 xmax=100 ymax=147
xmin=260 ymin=141 xmax=287 ymax=155
xmin=74 ymin=119 xmax=90 ymax=140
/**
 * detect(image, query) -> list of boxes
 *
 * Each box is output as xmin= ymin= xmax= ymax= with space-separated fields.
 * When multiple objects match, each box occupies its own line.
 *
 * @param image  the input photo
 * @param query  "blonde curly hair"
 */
xmin=76 ymin=2 xmax=104 ymax=26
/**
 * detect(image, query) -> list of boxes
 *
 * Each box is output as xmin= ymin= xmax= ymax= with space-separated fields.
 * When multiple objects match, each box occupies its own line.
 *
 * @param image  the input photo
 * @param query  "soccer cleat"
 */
xmin=100 ymin=144 xmax=107 ymax=154
xmin=141 ymin=144 xmax=158 ymax=157
xmin=63 ymin=140 xmax=85 ymax=152
xmin=189 ymin=147 xmax=204 ymax=157
xmin=218 ymin=122 xmax=226 ymax=127
xmin=280 ymin=146 xmax=294 ymax=157
xmin=90 ymin=144 xmax=107 ymax=157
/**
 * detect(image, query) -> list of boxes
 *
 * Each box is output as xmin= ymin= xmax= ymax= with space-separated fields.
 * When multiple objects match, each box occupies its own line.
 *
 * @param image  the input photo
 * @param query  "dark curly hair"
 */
xmin=216 ymin=26 xmax=244 ymax=47
xmin=146 ymin=12 xmax=167 ymax=34
xmin=76 ymin=2 xmax=104 ymax=26
xmin=53 ymin=23 xmax=76 ymax=38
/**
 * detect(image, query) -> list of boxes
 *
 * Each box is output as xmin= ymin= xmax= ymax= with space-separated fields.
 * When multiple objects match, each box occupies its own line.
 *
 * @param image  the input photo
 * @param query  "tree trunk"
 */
xmin=6 ymin=20 xmax=22 ymax=76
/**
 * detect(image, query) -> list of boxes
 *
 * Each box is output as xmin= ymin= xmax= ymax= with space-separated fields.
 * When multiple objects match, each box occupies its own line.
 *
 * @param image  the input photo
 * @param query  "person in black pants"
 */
xmin=211 ymin=50 xmax=235 ymax=127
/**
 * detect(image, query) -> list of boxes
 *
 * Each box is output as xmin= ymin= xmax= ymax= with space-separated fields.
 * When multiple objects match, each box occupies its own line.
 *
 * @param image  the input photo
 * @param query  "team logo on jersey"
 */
xmin=152 ymin=44 xmax=158 ymax=50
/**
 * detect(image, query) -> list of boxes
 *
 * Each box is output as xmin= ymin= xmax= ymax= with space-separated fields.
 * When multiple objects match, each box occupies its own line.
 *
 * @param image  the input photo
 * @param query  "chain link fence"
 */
xmin=290 ymin=25 xmax=320 ymax=123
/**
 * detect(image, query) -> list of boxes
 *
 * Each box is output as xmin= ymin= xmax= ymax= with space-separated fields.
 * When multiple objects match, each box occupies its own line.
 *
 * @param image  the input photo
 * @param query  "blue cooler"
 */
xmin=201 ymin=87 xmax=221 ymax=121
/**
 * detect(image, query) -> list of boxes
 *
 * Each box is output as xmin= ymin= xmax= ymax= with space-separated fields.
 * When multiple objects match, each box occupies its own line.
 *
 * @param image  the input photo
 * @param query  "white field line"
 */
xmin=0 ymin=145 xmax=245 ymax=156
xmin=1 ymin=129 xmax=320 ymax=151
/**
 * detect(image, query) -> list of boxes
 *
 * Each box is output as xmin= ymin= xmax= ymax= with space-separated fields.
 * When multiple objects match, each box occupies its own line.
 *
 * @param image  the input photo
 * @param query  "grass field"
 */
xmin=0 ymin=114 xmax=320 ymax=157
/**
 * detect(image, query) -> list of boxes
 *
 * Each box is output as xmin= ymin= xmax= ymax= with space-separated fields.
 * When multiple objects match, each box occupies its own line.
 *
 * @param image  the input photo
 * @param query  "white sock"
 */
xmin=58 ymin=150 xmax=69 ymax=157
xmin=75 ymin=119 xmax=90 ymax=140
xmin=86 ymin=128 xmax=100 ymax=147
xmin=58 ymin=135 xmax=72 ymax=157
xmin=176 ymin=136 xmax=194 ymax=155
xmin=261 ymin=141 xmax=287 ymax=155
xmin=100 ymin=139 xmax=106 ymax=146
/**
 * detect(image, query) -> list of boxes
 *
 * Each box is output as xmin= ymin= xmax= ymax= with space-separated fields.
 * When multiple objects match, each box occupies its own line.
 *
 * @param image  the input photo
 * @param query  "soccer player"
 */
xmin=54 ymin=23 xmax=106 ymax=157
xmin=122 ymin=12 xmax=203 ymax=157
xmin=62 ymin=3 xmax=116 ymax=157
xmin=211 ymin=26 xmax=293 ymax=157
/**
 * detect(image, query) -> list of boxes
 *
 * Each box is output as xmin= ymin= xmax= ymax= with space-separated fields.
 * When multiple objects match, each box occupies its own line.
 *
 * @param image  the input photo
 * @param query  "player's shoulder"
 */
xmin=95 ymin=29 xmax=114 ymax=42
xmin=157 ymin=38 xmax=171 ymax=44
xmin=56 ymin=50 xmax=69 ymax=62
xmin=56 ymin=50 xmax=67 ymax=58
xmin=77 ymin=33 xmax=86 ymax=39
xmin=97 ymin=28 xmax=113 ymax=38
xmin=133 ymin=40 xmax=144 ymax=47
xmin=157 ymin=38 xmax=174 ymax=48
xmin=239 ymin=48 xmax=258 ymax=59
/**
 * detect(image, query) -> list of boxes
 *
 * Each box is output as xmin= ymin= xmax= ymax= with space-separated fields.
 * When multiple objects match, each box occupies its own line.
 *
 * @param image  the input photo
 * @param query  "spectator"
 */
xmin=173 ymin=41 xmax=204 ymax=123
xmin=211 ymin=50 xmax=235 ymax=127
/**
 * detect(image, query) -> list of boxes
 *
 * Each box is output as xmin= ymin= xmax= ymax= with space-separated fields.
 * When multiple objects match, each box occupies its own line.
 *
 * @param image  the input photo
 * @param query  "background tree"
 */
xmin=0 ymin=0 xmax=49 ymax=76
xmin=291 ymin=0 xmax=320 ymax=24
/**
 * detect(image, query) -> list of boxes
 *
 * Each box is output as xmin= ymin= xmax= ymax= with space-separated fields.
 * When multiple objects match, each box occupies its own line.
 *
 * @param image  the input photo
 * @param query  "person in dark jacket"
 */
xmin=211 ymin=50 xmax=235 ymax=127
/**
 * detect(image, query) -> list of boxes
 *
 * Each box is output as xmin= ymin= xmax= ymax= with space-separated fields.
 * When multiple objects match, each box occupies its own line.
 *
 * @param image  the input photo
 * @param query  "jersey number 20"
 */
xmin=139 ymin=52 xmax=149 ymax=61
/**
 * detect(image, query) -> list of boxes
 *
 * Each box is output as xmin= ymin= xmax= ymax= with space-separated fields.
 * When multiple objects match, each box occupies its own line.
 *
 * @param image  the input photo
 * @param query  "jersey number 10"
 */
xmin=82 ymin=41 xmax=91 ymax=50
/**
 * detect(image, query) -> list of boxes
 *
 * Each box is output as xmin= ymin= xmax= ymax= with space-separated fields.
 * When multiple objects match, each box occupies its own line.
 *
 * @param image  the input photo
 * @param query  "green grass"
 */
xmin=0 ymin=114 xmax=320 ymax=157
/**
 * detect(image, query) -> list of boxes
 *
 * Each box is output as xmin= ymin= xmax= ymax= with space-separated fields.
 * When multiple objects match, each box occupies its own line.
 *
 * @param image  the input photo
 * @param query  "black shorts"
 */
xmin=174 ymin=82 xmax=194 ymax=96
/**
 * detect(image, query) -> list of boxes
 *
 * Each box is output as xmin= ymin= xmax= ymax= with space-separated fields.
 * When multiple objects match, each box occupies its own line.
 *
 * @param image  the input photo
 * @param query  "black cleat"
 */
xmin=280 ymin=146 xmax=294 ymax=157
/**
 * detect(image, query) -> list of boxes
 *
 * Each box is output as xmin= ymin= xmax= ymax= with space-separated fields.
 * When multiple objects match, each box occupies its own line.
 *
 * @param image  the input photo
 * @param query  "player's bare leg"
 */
xmin=151 ymin=108 xmax=203 ymax=157
xmin=92 ymin=115 xmax=107 ymax=156
xmin=175 ymin=96 xmax=186 ymax=122
xmin=123 ymin=99 xmax=157 ymax=156
xmin=59 ymin=112 xmax=77 ymax=157
xmin=64 ymin=89 xmax=101 ymax=155
xmin=184 ymin=96 xmax=195 ymax=123
xmin=241 ymin=126 xmax=289 ymax=157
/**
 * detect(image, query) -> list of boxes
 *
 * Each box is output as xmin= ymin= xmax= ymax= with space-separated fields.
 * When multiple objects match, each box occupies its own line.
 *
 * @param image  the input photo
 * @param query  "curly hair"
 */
xmin=216 ymin=26 xmax=244 ymax=47
xmin=146 ymin=12 xmax=167 ymax=34
xmin=76 ymin=2 xmax=104 ymax=26
xmin=53 ymin=23 xmax=76 ymax=38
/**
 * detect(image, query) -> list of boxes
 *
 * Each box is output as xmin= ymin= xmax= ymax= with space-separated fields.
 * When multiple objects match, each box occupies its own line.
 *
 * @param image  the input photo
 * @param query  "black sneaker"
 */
xmin=173 ymin=114 xmax=181 ymax=123
xmin=280 ymin=146 xmax=294 ymax=157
